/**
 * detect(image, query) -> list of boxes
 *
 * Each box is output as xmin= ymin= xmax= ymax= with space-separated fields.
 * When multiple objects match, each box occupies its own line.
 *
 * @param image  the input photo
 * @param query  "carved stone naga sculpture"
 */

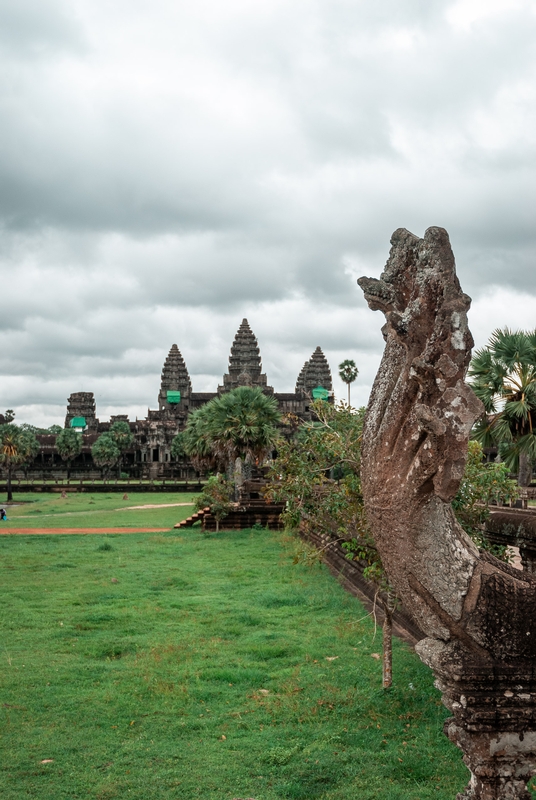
xmin=358 ymin=227 xmax=536 ymax=800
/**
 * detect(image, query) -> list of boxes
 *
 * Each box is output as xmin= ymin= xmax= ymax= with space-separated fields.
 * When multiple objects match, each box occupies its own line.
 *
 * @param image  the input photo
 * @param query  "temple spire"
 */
xmin=220 ymin=319 xmax=272 ymax=393
xmin=65 ymin=392 xmax=99 ymax=432
xmin=158 ymin=344 xmax=192 ymax=412
xmin=295 ymin=346 xmax=333 ymax=395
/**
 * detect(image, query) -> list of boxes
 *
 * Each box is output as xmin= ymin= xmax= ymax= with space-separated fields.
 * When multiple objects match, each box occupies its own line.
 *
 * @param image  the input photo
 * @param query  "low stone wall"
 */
xmin=300 ymin=527 xmax=424 ymax=645
xmin=299 ymin=509 xmax=536 ymax=638
xmin=0 ymin=480 xmax=204 ymax=494
xmin=486 ymin=507 xmax=536 ymax=571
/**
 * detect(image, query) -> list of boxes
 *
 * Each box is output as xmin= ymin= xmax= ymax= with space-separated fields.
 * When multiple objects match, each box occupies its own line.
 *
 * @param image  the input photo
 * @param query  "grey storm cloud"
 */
xmin=1 ymin=0 xmax=535 ymax=425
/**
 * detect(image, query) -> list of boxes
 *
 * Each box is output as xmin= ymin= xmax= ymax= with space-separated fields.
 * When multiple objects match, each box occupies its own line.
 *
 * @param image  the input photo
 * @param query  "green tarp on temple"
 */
xmin=311 ymin=386 xmax=329 ymax=400
xmin=167 ymin=391 xmax=181 ymax=404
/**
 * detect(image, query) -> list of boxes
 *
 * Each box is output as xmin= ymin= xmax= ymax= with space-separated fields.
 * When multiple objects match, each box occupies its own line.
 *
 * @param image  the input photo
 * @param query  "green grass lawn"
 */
xmin=0 ymin=519 xmax=480 ymax=800
xmin=1 ymin=492 xmax=197 ymax=529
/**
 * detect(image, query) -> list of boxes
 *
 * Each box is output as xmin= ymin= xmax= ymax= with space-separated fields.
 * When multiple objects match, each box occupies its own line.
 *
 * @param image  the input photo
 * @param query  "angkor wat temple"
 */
xmin=36 ymin=319 xmax=333 ymax=478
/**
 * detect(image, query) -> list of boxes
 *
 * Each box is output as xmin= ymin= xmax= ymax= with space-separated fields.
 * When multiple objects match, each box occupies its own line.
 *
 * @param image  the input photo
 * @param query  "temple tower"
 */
xmin=64 ymin=392 xmax=99 ymax=432
xmin=158 ymin=344 xmax=192 ymax=413
xmin=295 ymin=347 xmax=333 ymax=398
xmin=219 ymin=319 xmax=273 ymax=393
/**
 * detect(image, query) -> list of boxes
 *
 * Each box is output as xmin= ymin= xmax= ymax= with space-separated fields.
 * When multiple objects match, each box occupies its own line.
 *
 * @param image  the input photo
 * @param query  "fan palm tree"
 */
xmin=181 ymin=403 xmax=219 ymax=471
xmin=338 ymin=359 xmax=359 ymax=406
xmin=56 ymin=428 xmax=82 ymax=479
xmin=109 ymin=421 xmax=135 ymax=477
xmin=91 ymin=433 xmax=121 ymax=480
xmin=468 ymin=328 xmax=536 ymax=486
xmin=183 ymin=386 xmax=281 ymax=494
xmin=0 ymin=424 xmax=40 ymax=501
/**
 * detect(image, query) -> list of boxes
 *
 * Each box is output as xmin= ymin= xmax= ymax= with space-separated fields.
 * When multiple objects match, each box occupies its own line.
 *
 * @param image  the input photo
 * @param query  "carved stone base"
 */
xmin=447 ymin=721 xmax=536 ymax=799
xmin=417 ymin=638 xmax=536 ymax=799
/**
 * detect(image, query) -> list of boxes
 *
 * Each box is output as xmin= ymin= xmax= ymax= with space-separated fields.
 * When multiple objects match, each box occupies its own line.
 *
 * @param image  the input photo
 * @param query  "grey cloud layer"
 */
xmin=1 ymin=0 xmax=535 ymax=423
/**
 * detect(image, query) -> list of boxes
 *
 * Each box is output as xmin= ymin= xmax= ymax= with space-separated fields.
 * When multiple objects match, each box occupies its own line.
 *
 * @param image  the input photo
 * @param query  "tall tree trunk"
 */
xmin=347 ymin=383 xmax=350 ymax=406
xmin=6 ymin=464 xmax=13 ymax=502
xmin=233 ymin=457 xmax=244 ymax=501
xmin=380 ymin=591 xmax=394 ymax=689
xmin=518 ymin=450 xmax=532 ymax=487
xmin=382 ymin=612 xmax=392 ymax=689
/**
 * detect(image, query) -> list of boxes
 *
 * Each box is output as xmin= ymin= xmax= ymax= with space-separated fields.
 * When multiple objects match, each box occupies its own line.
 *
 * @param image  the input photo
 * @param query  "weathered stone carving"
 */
xmin=358 ymin=227 xmax=536 ymax=800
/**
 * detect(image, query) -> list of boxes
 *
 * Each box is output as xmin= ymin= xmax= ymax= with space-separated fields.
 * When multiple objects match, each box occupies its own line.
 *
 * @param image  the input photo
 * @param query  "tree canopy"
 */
xmin=171 ymin=432 xmax=186 ymax=460
xmin=469 ymin=328 xmax=536 ymax=485
xmin=338 ymin=359 xmax=359 ymax=406
xmin=182 ymin=386 xmax=281 ymax=474
xmin=91 ymin=433 xmax=121 ymax=478
xmin=99 ymin=421 xmax=135 ymax=477
xmin=109 ymin=421 xmax=134 ymax=453
xmin=19 ymin=423 xmax=62 ymax=434
xmin=0 ymin=423 xmax=40 ymax=500
xmin=267 ymin=400 xmax=374 ymax=573
xmin=452 ymin=440 xmax=518 ymax=559
xmin=56 ymin=428 xmax=82 ymax=477
xmin=194 ymin=474 xmax=234 ymax=532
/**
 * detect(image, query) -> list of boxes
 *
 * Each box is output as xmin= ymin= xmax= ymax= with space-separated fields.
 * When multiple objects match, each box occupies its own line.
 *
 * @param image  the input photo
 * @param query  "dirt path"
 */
xmin=124 ymin=503 xmax=193 ymax=509
xmin=0 ymin=528 xmax=172 ymax=535
xmin=12 ymin=502 xmax=194 ymax=521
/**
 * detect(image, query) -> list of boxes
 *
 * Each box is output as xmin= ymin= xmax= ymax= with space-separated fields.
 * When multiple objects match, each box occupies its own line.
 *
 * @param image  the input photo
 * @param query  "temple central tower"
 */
xmin=219 ymin=319 xmax=273 ymax=394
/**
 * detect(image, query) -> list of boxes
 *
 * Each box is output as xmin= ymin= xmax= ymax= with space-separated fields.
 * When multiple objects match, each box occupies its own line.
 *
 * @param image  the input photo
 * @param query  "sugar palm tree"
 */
xmin=468 ymin=328 xmax=536 ymax=486
xmin=338 ymin=359 xmax=359 ymax=406
xmin=91 ymin=433 xmax=121 ymax=480
xmin=181 ymin=404 xmax=219 ymax=471
xmin=0 ymin=424 xmax=40 ymax=501
xmin=109 ymin=421 xmax=134 ymax=477
xmin=183 ymin=386 xmax=281 ymax=495
xmin=56 ymin=428 xmax=82 ymax=479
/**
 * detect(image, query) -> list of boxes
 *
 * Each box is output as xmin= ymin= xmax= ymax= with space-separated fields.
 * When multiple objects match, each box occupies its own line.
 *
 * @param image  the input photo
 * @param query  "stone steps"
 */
xmin=173 ymin=507 xmax=211 ymax=529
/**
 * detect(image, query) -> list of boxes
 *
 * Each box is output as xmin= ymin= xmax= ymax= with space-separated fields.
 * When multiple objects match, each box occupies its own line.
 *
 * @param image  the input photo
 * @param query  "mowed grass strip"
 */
xmin=1 ymin=492 xmax=197 ymax=530
xmin=1 ymin=524 xmax=487 ymax=800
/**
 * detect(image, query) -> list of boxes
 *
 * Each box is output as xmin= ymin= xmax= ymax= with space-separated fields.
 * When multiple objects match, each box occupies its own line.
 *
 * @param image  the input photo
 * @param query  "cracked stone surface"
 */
xmin=358 ymin=227 xmax=536 ymax=799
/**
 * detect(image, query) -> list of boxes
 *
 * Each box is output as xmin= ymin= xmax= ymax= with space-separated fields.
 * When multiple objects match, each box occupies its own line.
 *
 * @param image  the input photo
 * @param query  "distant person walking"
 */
xmin=0 ymin=507 xmax=7 ymax=521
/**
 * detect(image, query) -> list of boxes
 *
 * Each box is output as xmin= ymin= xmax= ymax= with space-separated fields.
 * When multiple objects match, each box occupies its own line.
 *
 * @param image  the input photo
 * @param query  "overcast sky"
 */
xmin=1 ymin=0 xmax=535 ymax=426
